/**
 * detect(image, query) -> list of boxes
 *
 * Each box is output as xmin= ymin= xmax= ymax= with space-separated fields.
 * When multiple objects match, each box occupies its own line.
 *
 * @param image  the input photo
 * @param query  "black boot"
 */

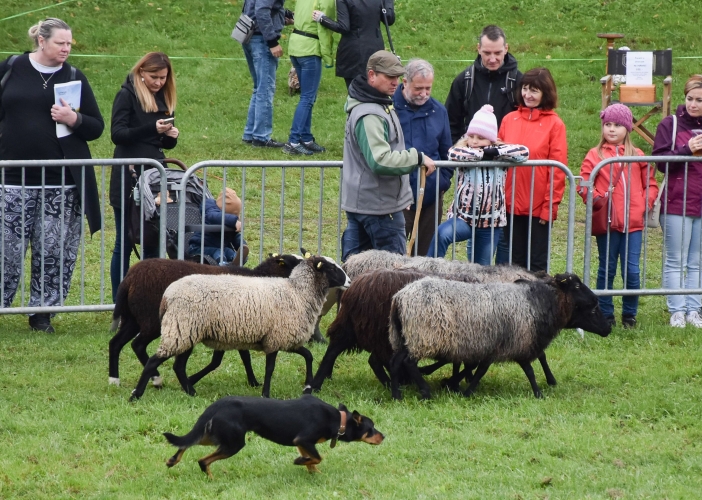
xmin=29 ymin=313 xmax=55 ymax=333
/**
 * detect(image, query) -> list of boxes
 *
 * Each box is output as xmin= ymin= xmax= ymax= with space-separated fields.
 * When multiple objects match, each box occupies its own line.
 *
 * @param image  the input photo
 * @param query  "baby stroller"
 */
xmin=128 ymin=161 xmax=233 ymax=265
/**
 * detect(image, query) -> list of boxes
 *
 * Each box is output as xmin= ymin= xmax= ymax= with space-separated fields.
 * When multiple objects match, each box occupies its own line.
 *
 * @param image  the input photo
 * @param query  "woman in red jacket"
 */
xmin=579 ymin=104 xmax=658 ymax=329
xmin=496 ymin=67 xmax=567 ymax=271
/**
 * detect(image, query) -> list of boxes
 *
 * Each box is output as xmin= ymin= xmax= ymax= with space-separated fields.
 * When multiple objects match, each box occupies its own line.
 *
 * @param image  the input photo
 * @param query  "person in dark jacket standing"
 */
xmin=313 ymin=0 xmax=395 ymax=89
xmin=392 ymin=59 xmax=453 ymax=256
xmin=444 ymin=25 xmax=522 ymax=143
xmin=0 ymin=18 xmax=104 ymax=332
xmin=653 ymin=75 xmax=702 ymax=328
xmin=109 ymin=52 xmax=178 ymax=301
xmin=241 ymin=0 xmax=292 ymax=148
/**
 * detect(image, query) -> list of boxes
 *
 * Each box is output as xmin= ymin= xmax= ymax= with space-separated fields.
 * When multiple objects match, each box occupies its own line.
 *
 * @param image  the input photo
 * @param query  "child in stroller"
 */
xmin=188 ymin=188 xmax=248 ymax=265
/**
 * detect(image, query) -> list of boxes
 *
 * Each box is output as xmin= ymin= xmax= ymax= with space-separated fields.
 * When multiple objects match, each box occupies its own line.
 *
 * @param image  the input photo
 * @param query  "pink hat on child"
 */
xmin=600 ymin=103 xmax=633 ymax=133
xmin=466 ymin=104 xmax=498 ymax=143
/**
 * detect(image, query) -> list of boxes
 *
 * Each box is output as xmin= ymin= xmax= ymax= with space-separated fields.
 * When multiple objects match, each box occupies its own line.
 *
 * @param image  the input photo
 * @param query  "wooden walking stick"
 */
xmin=406 ymin=165 xmax=427 ymax=256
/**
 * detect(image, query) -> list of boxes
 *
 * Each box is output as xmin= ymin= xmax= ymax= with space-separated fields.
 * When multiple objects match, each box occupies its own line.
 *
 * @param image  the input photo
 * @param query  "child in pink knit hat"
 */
xmin=578 ymin=103 xmax=659 ymax=328
xmin=427 ymin=105 xmax=529 ymax=264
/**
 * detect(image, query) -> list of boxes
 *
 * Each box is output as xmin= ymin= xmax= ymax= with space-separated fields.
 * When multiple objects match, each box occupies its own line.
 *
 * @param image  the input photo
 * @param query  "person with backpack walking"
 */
xmin=444 ymin=25 xmax=522 ymax=144
xmin=0 ymin=18 xmax=104 ymax=332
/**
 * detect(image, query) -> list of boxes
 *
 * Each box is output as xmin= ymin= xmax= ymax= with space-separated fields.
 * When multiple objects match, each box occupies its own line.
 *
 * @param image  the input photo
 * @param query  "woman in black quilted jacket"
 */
xmin=313 ymin=0 xmax=395 ymax=88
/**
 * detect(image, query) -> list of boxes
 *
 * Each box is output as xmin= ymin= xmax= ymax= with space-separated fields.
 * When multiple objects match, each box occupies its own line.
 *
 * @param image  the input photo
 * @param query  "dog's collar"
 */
xmin=330 ymin=411 xmax=347 ymax=449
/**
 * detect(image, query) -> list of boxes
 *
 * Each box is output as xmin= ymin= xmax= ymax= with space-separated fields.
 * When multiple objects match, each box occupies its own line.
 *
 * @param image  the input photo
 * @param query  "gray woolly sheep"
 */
xmin=109 ymin=253 xmax=305 ymax=391
xmin=342 ymin=249 xmax=413 ymax=278
xmin=306 ymin=264 xmax=547 ymax=394
xmin=129 ymin=256 xmax=350 ymax=401
xmin=311 ymin=250 xmax=413 ymax=343
xmin=388 ymin=273 xmax=612 ymax=400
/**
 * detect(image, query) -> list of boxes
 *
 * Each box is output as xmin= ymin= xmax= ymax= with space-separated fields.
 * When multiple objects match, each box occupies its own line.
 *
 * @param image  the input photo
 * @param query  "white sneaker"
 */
xmin=670 ymin=311 xmax=686 ymax=328
xmin=687 ymin=311 xmax=702 ymax=328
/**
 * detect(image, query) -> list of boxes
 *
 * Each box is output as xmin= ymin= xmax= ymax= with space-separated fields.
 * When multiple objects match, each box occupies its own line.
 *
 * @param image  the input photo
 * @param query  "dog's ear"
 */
xmin=352 ymin=410 xmax=362 ymax=424
xmin=338 ymin=403 xmax=348 ymax=412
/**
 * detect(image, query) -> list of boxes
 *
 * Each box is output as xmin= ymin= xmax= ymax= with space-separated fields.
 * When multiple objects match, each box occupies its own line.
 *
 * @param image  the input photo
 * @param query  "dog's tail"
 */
xmin=163 ymin=419 xmax=212 ymax=448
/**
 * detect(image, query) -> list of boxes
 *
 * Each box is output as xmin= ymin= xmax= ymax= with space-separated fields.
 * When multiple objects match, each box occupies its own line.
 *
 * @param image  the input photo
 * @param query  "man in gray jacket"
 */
xmin=241 ymin=0 xmax=292 ymax=148
xmin=341 ymin=50 xmax=436 ymax=261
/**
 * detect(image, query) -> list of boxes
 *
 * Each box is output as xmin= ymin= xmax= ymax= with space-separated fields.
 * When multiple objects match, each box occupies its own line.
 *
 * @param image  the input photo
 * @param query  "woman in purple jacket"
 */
xmin=653 ymin=75 xmax=702 ymax=328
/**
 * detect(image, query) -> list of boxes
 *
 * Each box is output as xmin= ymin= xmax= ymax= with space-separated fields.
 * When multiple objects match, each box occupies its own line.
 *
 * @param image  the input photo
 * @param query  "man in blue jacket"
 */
xmin=393 ymin=59 xmax=453 ymax=256
xmin=241 ymin=0 xmax=293 ymax=148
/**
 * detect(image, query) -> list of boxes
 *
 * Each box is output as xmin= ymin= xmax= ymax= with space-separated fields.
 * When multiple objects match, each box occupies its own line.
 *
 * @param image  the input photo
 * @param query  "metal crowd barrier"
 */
xmin=3 ymin=155 xmax=700 ymax=316
xmin=0 ymin=159 xmax=167 ymax=314
xmin=421 ymin=160 xmax=576 ymax=274
xmin=582 ymin=155 xmax=702 ymax=297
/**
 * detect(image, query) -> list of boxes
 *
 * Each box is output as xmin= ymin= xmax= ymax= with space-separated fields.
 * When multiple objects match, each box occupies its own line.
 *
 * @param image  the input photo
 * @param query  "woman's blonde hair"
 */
xmin=28 ymin=18 xmax=71 ymax=50
xmin=131 ymin=52 xmax=176 ymax=114
xmin=596 ymin=129 xmax=637 ymax=159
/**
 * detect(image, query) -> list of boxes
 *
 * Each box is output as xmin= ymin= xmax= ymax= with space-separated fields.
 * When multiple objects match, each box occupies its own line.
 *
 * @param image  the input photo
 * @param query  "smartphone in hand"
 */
xmin=162 ymin=117 xmax=175 ymax=125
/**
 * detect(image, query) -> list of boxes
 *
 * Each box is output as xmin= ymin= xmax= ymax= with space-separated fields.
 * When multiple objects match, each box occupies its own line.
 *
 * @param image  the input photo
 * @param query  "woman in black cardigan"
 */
xmin=109 ymin=52 xmax=179 ymax=301
xmin=313 ymin=0 xmax=395 ymax=88
xmin=0 ymin=18 xmax=104 ymax=333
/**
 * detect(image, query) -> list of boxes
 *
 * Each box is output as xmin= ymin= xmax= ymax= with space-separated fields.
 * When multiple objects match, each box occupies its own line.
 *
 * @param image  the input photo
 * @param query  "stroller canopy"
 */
xmin=139 ymin=168 xmax=214 ymax=220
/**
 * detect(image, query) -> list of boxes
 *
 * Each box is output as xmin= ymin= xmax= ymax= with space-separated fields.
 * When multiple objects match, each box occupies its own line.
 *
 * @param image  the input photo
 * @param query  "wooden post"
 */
xmin=597 ymin=33 xmax=624 ymax=73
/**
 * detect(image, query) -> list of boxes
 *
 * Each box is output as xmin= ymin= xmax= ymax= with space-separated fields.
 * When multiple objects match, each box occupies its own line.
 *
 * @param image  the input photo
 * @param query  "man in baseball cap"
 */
xmin=340 ymin=50 xmax=436 ymax=261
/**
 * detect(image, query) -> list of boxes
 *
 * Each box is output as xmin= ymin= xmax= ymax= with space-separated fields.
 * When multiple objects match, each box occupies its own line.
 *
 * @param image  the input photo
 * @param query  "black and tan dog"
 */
xmin=163 ymin=394 xmax=384 ymax=477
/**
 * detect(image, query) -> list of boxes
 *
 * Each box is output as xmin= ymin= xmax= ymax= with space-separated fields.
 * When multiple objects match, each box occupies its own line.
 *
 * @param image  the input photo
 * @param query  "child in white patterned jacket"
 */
xmin=427 ymin=105 xmax=529 ymax=264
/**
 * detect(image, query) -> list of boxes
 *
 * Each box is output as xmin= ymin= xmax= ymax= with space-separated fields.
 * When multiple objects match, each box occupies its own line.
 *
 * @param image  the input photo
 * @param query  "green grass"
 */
xmin=2 ymin=0 xmax=702 ymax=498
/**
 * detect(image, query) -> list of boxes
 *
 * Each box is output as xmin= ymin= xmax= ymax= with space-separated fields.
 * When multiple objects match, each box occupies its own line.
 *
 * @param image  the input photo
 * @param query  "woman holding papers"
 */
xmin=108 ymin=52 xmax=178 ymax=301
xmin=0 ymin=17 xmax=104 ymax=333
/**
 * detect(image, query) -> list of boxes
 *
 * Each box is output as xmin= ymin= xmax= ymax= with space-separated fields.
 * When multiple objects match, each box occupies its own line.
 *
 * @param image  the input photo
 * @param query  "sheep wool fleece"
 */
xmin=157 ymin=262 xmax=327 ymax=356
xmin=389 ymin=277 xmax=564 ymax=363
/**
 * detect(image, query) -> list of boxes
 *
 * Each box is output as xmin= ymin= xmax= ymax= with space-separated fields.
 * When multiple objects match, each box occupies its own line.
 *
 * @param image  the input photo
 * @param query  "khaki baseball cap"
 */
xmin=366 ymin=50 xmax=405 ymax=77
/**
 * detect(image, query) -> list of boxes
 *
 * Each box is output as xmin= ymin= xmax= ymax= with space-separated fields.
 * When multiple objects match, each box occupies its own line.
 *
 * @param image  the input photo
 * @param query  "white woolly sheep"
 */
xmin=388 ymin=273 xmax=612 ymax=400
xmin=109 ymin=253 xmax=305 ymax=390
xmin=129 ymin=256 xmax=350 ymax=400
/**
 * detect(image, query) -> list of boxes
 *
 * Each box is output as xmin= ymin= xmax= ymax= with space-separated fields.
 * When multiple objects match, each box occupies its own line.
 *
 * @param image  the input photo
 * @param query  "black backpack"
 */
xmin=0 ymin=54 xmax=76 ymax=124
xmin=463 ymin=63 xmax=519 ymax=113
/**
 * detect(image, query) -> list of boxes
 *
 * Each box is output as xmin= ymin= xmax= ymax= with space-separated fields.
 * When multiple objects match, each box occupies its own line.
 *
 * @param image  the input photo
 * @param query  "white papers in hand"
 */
xmin=54 ymin=80 xmax=82 ymax=138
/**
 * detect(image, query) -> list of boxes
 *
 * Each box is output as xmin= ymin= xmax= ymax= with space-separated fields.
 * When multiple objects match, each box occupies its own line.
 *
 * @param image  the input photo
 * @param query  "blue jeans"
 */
xmin=110 ymin=206 xmax=133 ymax=302
xmin=192 ymin=246 xmax=237 ymax=265
xmin=289 ymin=55 xmax=322 ymax=144
xmin=595 ymin=230 xmax=642 ymax=318
xmin=342 ymin=211 xmax=407 ymax=261
xmin=427 ymin=218 xmax=502 ymax=265
xmin=661 ymin=214 xmax=702 ymax=314
xmin=188 ymin=233 xmax=244 ymax=265
xmin=242 ymin=35 xmax=279 ymax=142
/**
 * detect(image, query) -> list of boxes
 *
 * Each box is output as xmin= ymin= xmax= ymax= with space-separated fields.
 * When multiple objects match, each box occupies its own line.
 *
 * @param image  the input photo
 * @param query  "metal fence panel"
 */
xmin=0 ymin=159 xmax=167 ymax=315
xmin=582 ymin=155 xmax=702 ymax=297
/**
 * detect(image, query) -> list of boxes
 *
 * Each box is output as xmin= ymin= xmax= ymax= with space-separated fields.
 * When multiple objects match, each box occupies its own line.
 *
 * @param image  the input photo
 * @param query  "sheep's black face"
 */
xmin=312 ymin=256 xmax=351 ymax=290
xmin=555 ymin=273 xmax=611 ymax=337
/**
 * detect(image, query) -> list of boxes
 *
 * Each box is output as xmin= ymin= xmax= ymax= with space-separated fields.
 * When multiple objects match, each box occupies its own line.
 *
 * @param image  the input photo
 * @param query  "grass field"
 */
xmin=2 ymin=0 xmax=702 ymax=498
